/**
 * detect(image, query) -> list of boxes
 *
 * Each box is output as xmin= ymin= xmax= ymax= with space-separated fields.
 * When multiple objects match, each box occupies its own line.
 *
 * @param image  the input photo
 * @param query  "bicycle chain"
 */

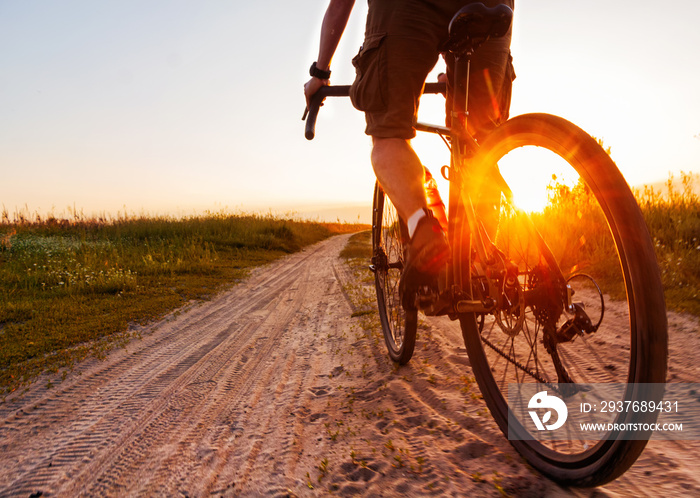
xmin=479 ymin=333 xmax=553 ymax=387
xmin=478 ymin=266 xmax=570 ymax=388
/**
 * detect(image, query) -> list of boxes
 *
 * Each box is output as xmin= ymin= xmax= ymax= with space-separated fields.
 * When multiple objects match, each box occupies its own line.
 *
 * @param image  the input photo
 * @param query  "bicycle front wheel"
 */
xmin=458 ymin=114 xmax=668 ymax=486
xmin=372 ymin=182 xmax=417 ymax=364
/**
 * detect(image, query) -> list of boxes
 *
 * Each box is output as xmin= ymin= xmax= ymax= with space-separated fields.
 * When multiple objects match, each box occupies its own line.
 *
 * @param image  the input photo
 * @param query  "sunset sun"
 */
xmin=497 ymin=145 xmax=578 ymax=213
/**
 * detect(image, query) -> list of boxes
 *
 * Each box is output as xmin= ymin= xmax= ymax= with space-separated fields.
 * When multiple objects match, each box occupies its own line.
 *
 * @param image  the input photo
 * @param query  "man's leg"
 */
xmin=371 ymin=137 xmax=427 ymax=224
xmin=372 ymin=136 xmax=449 ymax=312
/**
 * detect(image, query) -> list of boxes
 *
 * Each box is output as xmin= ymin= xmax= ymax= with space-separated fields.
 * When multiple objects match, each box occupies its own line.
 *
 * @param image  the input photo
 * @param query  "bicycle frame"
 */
xmin=303 ymin=66 xmax=563 ymax=319
xmin=415 ymin=55 xmax=493 ymax=314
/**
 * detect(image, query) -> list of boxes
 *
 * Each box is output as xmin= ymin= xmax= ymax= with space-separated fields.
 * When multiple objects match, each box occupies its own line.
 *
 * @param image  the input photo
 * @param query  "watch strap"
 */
xmin=309 ymin=62 xmax=331 ymax=80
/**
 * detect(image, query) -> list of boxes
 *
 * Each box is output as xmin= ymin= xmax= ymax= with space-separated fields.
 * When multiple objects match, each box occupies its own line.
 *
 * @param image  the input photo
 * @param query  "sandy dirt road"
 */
xmin=0 ymin=234 xmax=698 ymax=496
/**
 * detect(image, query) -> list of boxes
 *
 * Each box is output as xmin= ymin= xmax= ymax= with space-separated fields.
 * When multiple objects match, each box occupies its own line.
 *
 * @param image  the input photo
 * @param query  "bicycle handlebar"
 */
xmin=302 ymin=82 xmax=446 ymax=140
xmin=302 ymin=85 xmax=350 ymax=140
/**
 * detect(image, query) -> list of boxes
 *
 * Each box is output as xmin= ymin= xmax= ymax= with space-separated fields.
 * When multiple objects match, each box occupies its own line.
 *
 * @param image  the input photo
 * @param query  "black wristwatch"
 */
xmin=309 ymin=62 xmax=331 ymax=80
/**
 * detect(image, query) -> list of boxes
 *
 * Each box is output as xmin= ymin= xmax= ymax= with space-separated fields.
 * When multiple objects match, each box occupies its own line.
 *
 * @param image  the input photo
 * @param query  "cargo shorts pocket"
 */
xmin=498 ymin=53 xmax=516 ymax=123
xmin=349 ymin=32 xmax=387 ymax=112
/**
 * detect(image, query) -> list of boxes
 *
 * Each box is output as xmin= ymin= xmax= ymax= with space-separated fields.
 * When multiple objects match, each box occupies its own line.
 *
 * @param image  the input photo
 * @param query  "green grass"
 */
xmin=636 ymin=172 xmax=700 ymax=316
xmin=530 ymin=171 xmax=700 ymax=315
xmin=0 ymin=212 xmax=367 ymax=397
xmin=339 ymin=230 xmax=372 ymax=260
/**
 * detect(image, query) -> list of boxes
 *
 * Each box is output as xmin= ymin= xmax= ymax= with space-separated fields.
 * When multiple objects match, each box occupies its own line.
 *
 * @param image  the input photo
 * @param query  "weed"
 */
xmin=350 ymin=309 xmax=374 ymax=318
xmin=492 ymin=472 xmax=510 ymax=497
xmin=317 ymin=458 xmax=330 ymax=482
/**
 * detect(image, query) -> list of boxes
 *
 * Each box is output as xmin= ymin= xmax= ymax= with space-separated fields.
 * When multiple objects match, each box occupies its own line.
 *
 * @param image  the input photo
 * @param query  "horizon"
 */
xmin=2 ymin=171 xmax=698 ymax=226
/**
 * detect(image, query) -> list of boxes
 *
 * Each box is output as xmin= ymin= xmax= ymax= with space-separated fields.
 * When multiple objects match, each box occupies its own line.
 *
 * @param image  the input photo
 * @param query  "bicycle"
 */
xmin=303 ymin=3 xmax=668 ymax=487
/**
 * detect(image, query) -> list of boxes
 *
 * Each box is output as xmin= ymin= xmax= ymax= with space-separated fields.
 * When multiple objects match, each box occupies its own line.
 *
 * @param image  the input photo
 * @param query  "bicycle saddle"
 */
xmin=445 ymin=3 xmax=513 ymax=55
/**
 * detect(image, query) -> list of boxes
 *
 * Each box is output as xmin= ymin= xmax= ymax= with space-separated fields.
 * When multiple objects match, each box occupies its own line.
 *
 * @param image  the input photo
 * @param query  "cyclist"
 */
xmin=304 ymin=0 xmax=515 ymax=305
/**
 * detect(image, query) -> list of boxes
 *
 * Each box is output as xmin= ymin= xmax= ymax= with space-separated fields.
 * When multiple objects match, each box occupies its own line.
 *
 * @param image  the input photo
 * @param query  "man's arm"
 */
xmin=304 ymin=0 xmax=355 ymax=109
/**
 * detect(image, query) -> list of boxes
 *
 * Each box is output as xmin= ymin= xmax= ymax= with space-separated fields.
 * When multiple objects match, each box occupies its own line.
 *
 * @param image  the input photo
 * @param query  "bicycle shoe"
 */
xmin=399 ymin=210 xmax=450 ymax=310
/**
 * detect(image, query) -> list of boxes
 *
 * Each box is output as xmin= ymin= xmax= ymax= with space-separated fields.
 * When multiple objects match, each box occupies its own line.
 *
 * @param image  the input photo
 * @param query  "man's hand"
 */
xmin=304 ymin=76 xmax=329 ymax=110
xmin=303 ymin=0 xmax=354 ymax=111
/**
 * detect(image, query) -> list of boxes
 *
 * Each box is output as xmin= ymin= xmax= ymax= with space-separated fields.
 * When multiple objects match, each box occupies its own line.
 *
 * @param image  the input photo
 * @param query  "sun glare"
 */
xmin=497 ymin=146 xmax=578 ymax=213
xmin=412 ymin=129 xmax=581 ymax=215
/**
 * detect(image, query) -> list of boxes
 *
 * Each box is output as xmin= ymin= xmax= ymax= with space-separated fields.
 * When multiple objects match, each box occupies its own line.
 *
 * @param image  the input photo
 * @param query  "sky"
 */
xmin=1 ymin=1 xmax=699 ymax=222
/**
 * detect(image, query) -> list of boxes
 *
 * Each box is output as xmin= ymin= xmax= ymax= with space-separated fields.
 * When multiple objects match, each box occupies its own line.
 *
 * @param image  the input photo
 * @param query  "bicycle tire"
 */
xmin=372 ymin=182 xmax=417 ymax=364
xmin=458 ymin=113 xmax=668 ymax=486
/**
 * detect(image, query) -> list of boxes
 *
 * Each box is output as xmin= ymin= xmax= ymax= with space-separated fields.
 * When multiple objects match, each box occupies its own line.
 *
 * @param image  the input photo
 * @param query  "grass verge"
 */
xmin=340 ymin=230 xmax=372 ymax=260
xmin=636 ymin=173 xmax=700 ymax=316
xmin=0 ymin=212 xmax=367 ymax=397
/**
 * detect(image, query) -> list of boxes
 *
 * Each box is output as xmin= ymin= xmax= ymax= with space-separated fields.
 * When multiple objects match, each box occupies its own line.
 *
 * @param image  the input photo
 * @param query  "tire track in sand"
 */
xmin=0 ymin=235 xmax=355 ymax=497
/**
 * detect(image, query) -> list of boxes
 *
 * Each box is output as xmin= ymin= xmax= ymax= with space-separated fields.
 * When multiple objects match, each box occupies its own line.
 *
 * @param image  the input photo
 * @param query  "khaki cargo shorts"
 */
xmin=349 ymin=0 xmax=515 ymax=141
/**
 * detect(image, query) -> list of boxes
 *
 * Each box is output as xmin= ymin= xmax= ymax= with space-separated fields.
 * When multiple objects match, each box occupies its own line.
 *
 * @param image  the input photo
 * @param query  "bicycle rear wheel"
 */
xmin=458 ymin=113 xmax=668 ymax=486
xmin=372 ymin=182 xmax=417 ymax=364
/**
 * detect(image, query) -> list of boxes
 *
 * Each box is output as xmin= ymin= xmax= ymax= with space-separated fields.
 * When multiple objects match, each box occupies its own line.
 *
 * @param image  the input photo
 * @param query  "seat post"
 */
xmin=451 ymin=52 xmax=480 ymax=159
xmin=452 ymin=53 xmax=471 ymax=135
